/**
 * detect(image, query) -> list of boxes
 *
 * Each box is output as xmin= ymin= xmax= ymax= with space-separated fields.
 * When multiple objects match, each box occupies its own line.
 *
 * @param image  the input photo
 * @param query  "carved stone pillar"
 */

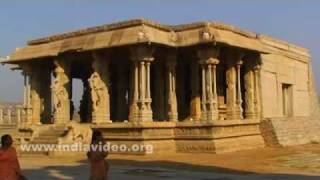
xmin=166 ymin=51 xmax=178 ymax=122
xmin=16 ymin=105 xmax=22 ymax=124
xmin=0 ymin=105 xmax=3 ymax=124
xmin=80 ymin=79 xmax=92 ymax=122
xmin=90 ymin=52 xmax=111 ymax=124
xmin=236 ymin=60 xmax=243 ymax=119
xmin=7 ymin=107 xmax=12 ymax=124
xmin=21 ymin=64 xmax=50 ymax=125
xmin=253 ymin=64 xmax=261 ymax=119
xmin=29 ymin=68 xmax=42 ymax=125
xmin=116 ymin=64 xmax=129 ymax=121
xmin=153 ymin=60 xmax=166 ymax=121
xmin=197 ymin=47 xmax=220 ymax=122
xmin=21 ymin=69 xmax=33 ymax=126
xmin=129 ymin=60 xmax=139 ymax=121
xmin=190 ymin=60 xmax=201 ymax=121
xmin=40 ymin=67 xmax=52 ymax=123
xmin=226 ymin=51 xmax=243 ymax=120
xmin=129 ymin=45 xmax=154 ymax=122
xmin=244 ymin=60 xmax=256 ymax=119
xmin=52 ymin=59 xmax=71 ymax=124
xmin=23 ymin=73 xmax=27 ymax=107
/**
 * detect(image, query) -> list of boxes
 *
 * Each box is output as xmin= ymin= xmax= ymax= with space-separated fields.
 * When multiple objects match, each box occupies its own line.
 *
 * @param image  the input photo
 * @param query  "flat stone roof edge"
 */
xmin=26 ymin=18 xmax=309 ymax=55
xmin=27 ymin=18 xmax=258 ymax=45
xmin=4 ymin=19 xmax=310 ymax=63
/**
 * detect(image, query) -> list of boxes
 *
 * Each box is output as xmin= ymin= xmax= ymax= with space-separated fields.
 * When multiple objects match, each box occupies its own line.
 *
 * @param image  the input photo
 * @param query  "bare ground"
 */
xmin=20 ymin=144 xmax=320 ymax=180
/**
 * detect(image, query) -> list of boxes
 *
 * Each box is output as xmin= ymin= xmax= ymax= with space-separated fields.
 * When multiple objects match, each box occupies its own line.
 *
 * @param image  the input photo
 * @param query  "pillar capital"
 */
xmin=197 ymin=46 xmax=220 ymax=64
xmin=226 ymin=49 xmax=244 ymax=66
xmin=199 ymin=58 xmax=220 ymax=65
xmin=253 ymin=64 xmax=261 ymax=71
xmin=130 ymin=45 xmax=155 ymax=62
xmin=92 ymin=51 xmax=111 ymax=68
xmin=20 ymin=63 xmax=34 ymax=76
xmin=236 ymin=60 xmax=243 ymax=66
xmin=243 ymin=54 xmax=262 ymax=70
xmin=166 ymin=50 xmax=177 ymax=67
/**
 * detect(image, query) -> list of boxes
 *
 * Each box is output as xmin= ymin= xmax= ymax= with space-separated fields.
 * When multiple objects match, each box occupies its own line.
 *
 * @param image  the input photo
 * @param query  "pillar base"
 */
xmin=130 ymin=105 xmax=153 ymax=122
xmin=206 ymin=113 xmax=219 ymax=122
xmin=92 ymin=114 xmax=112 ymax=124
xmin=168 ymin=114 xmax=178 ymax=122
xmin=226 ymin=105 xmax=243 ymax=120
xmin=245 ymin=112 xmax=257 ymax=119
xmin=54 ymin=114 xmax=70 ymax=125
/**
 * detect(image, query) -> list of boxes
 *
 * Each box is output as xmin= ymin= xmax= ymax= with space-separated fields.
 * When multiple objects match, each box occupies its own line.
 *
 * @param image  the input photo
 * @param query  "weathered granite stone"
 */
xmin=1 ymin=19 xmax=319 ymax=155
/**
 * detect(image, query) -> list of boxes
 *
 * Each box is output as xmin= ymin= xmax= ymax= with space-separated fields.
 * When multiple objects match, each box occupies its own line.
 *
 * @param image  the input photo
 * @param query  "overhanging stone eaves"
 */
xmin=27 ymin=19 xmax=258 ymax=45
xmin=3 ymin=19 xmax=308 ymax=64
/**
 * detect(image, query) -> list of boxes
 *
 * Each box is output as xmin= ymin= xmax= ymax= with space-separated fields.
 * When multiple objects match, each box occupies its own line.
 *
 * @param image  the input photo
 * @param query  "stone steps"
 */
xmin=19 ymin=127 xmax=66 ymax=156
xmin=262 ymin=117 xmax=320 ymax=146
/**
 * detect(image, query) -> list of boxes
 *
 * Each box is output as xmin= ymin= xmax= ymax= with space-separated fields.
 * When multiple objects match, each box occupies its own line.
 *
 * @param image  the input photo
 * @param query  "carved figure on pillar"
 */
xmin=89 ymin=72 xmax=107 ymax=112
xmin=90 ymin=52 xmax=111 ymax=124
xmin=52 ymin=70 xmax=68 ymax=111
xmin=52 ymin=60 xmax=70 ymax=124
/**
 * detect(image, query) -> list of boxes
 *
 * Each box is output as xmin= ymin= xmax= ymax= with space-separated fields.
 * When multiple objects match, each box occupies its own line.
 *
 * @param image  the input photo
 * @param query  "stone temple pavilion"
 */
xmin=1 ymin=19 xmax=320 ymax=155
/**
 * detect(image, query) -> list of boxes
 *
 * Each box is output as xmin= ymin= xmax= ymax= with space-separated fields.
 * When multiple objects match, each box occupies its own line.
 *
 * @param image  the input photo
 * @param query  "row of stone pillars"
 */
xmin=190 ymin=47 xmax=261 ymax=122
xmin=0 ymin=105 xmax=24 ymax=125
xmin=19 ymin=45 xmax=261 ymax=126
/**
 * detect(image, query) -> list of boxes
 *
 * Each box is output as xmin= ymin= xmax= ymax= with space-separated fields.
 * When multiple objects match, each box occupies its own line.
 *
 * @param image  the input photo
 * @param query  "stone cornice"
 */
xmin=2 ymin=18 xmax=310 ymax=63
xmin=27 ymin=19 xmax=257 ymax=45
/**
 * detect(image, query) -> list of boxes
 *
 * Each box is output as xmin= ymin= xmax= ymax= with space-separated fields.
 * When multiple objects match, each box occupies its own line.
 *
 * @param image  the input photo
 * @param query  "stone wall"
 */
xmin=308 ymin=63 xmax=320 ymax=118
xmin=260 ymin=54 xmax=310 ymax=118
xmin=259 ymin=35 xmax=320 ymax=147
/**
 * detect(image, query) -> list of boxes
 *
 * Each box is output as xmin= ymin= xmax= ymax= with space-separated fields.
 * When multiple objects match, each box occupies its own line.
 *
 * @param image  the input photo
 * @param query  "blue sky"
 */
xmin=0 ymin=0 xmax=319 ymax=104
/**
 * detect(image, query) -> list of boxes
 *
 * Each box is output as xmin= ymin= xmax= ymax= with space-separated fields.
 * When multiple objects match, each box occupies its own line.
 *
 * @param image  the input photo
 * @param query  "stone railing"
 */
xmin=0 ymin=105 xmax=24 ymax=126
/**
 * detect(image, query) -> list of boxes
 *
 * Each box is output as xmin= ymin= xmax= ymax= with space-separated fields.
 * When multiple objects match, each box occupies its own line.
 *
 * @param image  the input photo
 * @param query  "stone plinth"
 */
xmin=92 ymin=122 xmax=176 ymax=154
xmin=175 ymin=119 xmax=265 ymax=153
xmin=89 ymin=120 xmax=265 ymax=154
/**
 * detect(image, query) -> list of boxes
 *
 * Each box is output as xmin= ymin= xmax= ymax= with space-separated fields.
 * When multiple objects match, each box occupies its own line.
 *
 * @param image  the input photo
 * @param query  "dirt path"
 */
xmin=20 ymin=144 xmax=320 ymax=179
